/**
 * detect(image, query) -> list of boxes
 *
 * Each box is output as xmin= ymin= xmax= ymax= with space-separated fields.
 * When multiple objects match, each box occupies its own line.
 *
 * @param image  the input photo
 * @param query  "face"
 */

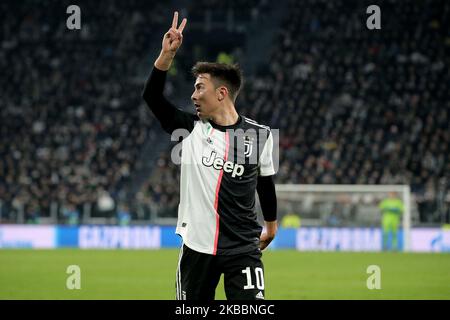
xmin=191 ymin=73 xmax=225 ymax=119
xmin=389 ymin=192 xmax=397 ymax=198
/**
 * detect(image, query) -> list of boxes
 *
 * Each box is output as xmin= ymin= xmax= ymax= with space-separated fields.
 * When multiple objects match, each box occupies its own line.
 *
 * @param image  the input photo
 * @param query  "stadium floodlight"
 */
xmin=274 ymin=184 xmax=412 ymax=251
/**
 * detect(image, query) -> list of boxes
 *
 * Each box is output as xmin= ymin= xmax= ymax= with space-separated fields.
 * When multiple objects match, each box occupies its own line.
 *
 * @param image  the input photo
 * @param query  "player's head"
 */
xmin=191 ymin=62 xmax=243 ymax=119
xmin=388 ymin=191 xmax=398 ymax=198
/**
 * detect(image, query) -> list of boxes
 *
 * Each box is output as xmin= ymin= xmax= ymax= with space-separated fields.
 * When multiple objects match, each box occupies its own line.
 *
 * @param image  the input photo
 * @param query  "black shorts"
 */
xmin=175 ymin=244 xmax=265 ymax=300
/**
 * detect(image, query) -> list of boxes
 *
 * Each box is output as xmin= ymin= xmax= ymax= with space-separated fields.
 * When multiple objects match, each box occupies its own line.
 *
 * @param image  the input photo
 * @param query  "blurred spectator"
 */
xmin=217 ymin=51 xmax=234 ymax=65
xmin=117 ymin=203 xmax=131 ymax=226
xmin=25 ymin=202 xmax=40 ymax=224
xmin=62 ymin=203 xmax=80 ymax=226
xmin=97 ymin=190 xmax=115 ymax=217
xmin=281 ymin=212 xmax=301 ymax=228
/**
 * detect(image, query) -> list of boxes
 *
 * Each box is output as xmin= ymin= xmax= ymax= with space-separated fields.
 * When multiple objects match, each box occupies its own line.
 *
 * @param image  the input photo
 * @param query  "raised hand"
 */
xmin=162 ymin=11 xmax=187 ymax=54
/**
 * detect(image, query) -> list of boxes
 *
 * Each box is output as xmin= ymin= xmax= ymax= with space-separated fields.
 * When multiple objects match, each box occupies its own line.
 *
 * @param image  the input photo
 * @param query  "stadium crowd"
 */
xmin=141 ymin=0 xmax=449 ymax=223
xmin=1 ymin=0 xmax=448 ymax=224
xmin=0 ymin=0 xmax=171 ymax=222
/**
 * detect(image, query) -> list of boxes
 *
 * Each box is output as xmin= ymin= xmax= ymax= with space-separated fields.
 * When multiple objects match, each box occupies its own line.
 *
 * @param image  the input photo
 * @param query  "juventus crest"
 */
xmin=244 ymin=136 xmax=253 ymax=158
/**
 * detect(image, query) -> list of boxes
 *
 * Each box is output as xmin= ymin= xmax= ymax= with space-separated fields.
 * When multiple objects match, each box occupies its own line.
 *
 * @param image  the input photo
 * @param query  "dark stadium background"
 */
xmin=0 ymin=0 xmax=449 ymax=301
xmin=1 ymin=0 xmax=448 ymax=226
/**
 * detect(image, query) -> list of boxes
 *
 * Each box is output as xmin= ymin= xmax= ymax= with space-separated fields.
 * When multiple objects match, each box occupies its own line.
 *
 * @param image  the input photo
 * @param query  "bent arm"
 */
xmin=142 ymin=66 xmax=197 ymax=133
xmin=141 ymin=12 xmax=194 ymax=134
xmin=257 ymin=175 xmax=278 ymax=250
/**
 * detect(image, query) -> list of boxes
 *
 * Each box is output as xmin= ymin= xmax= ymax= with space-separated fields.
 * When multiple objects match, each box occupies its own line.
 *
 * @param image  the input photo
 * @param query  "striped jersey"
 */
xmin=143 ymin=67 xmax=275 ymax=255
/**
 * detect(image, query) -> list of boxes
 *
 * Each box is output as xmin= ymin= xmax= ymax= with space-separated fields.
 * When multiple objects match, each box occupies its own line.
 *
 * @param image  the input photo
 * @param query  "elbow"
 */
xmin=142 ymin=89 xmax=157 ymax=109
xmin=141 ymin=79 xmax=154 ymax=104
xmin=141 ymin=87 xmax=151 ymax=103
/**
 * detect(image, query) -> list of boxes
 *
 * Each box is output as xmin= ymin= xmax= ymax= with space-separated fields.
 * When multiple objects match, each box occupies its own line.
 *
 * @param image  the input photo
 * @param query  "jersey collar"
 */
xmin=208 ymin=115 xmax=243 ymax=132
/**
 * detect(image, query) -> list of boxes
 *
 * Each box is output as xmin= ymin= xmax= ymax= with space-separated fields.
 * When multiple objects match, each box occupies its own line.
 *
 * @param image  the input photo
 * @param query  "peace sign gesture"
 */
xmin=162 ymin=11 xmax=187 ymax=54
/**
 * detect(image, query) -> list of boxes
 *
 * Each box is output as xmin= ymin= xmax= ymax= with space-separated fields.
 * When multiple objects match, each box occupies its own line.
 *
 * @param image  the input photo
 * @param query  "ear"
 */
xmin=217 ymin=86 xmax=228 ymax=101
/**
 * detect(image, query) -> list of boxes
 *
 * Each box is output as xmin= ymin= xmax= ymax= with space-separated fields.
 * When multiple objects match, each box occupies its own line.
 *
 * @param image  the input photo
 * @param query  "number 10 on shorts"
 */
xmin=242 ymin=267 xmax=265 ymax=290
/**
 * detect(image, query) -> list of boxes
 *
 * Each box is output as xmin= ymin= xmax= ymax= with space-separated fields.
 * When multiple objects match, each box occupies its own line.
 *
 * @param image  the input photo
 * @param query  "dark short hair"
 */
xmin=192 ymin=62 xmax=243 ymax=102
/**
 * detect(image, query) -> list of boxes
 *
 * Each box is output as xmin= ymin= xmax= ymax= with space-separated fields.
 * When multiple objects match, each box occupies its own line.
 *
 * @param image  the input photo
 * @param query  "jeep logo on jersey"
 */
xmin=202 ymin=151 xmax=245 ymax=177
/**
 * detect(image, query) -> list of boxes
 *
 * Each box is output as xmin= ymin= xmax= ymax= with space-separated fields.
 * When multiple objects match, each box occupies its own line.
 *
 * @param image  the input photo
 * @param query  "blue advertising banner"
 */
xmin=1 ymin=225 xmax=449 ymax=252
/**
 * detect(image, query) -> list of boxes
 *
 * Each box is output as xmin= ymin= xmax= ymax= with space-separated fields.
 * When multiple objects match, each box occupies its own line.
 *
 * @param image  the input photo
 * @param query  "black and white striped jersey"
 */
xmin=143 ymin=67 xmax=275 ymax=255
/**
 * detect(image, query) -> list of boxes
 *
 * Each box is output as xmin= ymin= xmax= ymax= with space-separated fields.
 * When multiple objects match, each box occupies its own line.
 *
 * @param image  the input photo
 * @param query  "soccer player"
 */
xmin=379 ymin=192 xmax=404 ymax=251
xmin=142 ymin=12 xmax=278 ymax=300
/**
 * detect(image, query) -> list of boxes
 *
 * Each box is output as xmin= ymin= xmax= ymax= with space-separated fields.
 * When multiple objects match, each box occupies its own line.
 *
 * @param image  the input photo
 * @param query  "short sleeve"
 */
xmin=258 ymin=131 xmax=275 ymax=176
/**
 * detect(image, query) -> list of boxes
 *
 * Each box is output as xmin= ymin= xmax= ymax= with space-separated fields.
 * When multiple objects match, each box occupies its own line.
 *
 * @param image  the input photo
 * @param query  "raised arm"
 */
xmin=142 ymin=12 xmax=196 ymax=134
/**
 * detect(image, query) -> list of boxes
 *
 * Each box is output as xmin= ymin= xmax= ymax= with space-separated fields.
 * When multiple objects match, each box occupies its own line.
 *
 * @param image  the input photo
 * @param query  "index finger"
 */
xmin=178 ymin=18 xmax=187 ymax=33
xmin=172 ymin=11 xmax=178 ymax=29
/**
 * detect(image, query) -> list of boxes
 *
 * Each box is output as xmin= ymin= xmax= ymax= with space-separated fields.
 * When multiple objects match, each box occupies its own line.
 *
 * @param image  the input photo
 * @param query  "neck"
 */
xmin=210 ymin=102 xmax=239 ymax=126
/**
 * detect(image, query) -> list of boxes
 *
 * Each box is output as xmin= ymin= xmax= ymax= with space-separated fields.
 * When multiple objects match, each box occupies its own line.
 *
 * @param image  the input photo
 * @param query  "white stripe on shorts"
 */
xmin=176 ymin=242 xmax=184 ymax=300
